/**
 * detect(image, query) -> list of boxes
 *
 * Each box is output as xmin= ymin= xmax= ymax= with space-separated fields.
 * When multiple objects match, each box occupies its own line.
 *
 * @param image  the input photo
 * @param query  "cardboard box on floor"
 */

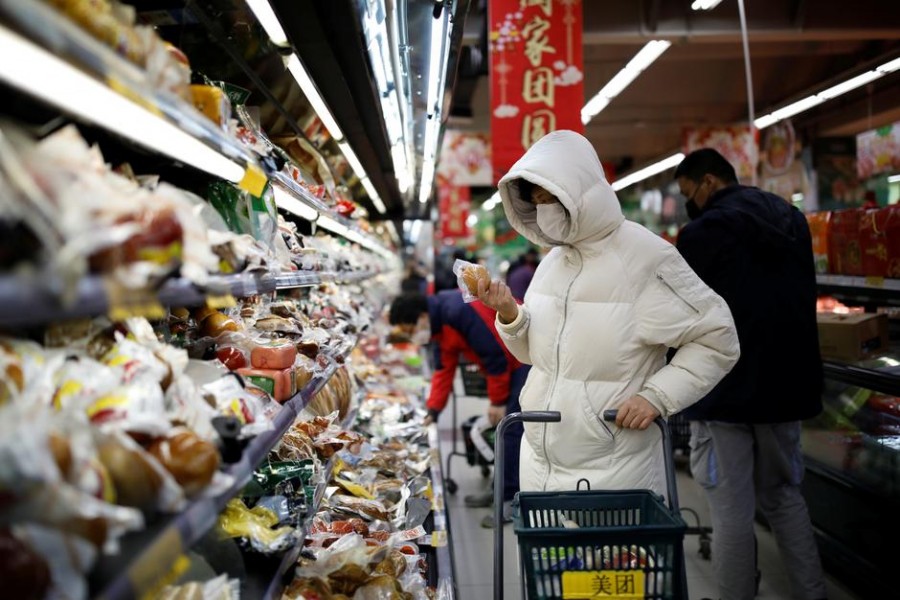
xmin=816 ymin=312 xmax=889 ymax=362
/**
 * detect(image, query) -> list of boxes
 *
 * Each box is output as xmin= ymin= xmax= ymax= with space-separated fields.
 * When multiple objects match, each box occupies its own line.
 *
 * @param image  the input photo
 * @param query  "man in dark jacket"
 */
xmin=674 ymin=148 xmax=826 ymax=600
xmin=389 ymin=290 xmax=528 ymax=527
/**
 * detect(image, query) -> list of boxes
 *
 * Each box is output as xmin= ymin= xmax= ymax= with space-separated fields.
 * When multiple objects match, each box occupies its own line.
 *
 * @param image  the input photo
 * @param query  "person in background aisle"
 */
xmin=389 ymin=290 xmax=528 ymax=527
xmin=674 ymin=148 xmax=826 ymax=600
xmin=505 ymin=247 xmax=539 ymax=302
xmin=476 ymin=130 xmax=740 ymax=503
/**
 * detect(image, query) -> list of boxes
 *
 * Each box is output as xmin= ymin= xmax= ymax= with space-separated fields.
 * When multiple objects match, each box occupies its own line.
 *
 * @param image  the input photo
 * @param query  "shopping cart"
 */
xmin=443 ymin=358 xmax=490 ymax=494
xmin=492 ymin=410 xmax=688 ymax=600
xmin=666 ymin=412 xmax=712 ymax=561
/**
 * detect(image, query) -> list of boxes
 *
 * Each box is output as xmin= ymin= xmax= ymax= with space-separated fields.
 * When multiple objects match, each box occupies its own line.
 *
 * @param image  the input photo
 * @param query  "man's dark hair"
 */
xmin=674 ymin=148 xmax=738 ymax=184
xmin=389 ymin=293 xmax=428 ymax=325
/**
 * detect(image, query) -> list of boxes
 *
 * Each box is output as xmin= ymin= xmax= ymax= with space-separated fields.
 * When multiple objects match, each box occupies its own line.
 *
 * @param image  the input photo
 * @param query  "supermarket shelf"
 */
xmin=0 ymin=272 xmax=276 ymax=328
xmin=274 ymin=270 xmax=378 ymax=290
xmin=822 ymin=360 xmax=900 ymax=396
xmin=817 ymin=274 xmax=900 ymax=307
xmin=256 ymin=402 xmax=363 ymax=600
xmin=0 ymin=0 xmax=259 ymax=181
xmin=91 ymin=348 xmax=353 ymax=600
xmin=424 ymin=424 xmax=456 ymax=598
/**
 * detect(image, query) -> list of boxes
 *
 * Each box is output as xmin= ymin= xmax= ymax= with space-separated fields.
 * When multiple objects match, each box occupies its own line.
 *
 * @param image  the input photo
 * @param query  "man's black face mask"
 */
xmin=686 ymin=198 xmax=702 ymax=220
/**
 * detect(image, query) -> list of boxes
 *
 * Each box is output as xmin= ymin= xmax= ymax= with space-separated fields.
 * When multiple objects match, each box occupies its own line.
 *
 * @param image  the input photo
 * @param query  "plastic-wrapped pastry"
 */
xmin=147 ymin=429 xmax=219 ymax=497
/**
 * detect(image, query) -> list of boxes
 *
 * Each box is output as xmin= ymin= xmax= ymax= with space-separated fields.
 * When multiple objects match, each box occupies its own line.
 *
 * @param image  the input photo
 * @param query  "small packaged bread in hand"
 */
xmin=453 ymin=259 xmax=490 ymax=303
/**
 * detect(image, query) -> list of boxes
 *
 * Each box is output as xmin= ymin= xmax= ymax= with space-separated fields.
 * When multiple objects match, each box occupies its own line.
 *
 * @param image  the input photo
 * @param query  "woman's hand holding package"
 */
xmin=615 ymin=395 xmax=660 ymax=430
xmin=476 ymin=279 xmax=519 ymax=324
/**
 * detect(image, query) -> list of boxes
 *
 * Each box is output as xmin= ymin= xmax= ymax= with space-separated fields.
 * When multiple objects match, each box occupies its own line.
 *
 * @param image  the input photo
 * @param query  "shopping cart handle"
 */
xmin=601 ymin=409 xmax=681 ymax=516
xmin=519 ymin=410 xmax=562 ymax=423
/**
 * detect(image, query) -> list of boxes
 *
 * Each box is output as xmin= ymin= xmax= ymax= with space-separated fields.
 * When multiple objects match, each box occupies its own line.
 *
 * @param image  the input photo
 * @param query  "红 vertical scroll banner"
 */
xmin=437 ymin=176 xmax=472 ymax=242
xmin=489 ymin=0 xmax=583 ymax=184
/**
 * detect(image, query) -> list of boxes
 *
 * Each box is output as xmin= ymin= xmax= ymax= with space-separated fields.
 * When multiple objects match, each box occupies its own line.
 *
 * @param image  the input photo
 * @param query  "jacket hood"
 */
xmin=498 ymin=130 xmax=624 ymax=247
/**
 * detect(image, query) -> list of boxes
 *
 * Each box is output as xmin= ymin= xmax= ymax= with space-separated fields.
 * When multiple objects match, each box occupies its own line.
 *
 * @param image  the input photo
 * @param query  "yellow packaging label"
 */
xmin=336 ymin=478 xmax=375 ymax=499
xmin=865 ymin=276 xmax=885 ymax=287
xmin=431 ymin=530 xmax=447 ymax=547
xmin=561 ymin=570 xmax=645 ymax=599
xmin=207 ymin=293 xmax=237 ymax=309
xmin=86 ymin=394 xmax=127 ymax=420
xmin=52 ymin=380 xmax=83 ymax=411
xmin=238 ymin=164 xmax=268 ymax=197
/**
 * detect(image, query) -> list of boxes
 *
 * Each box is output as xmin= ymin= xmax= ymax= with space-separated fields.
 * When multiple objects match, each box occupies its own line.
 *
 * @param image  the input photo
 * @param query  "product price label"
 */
xmin=126 ymin=527 xmax=186 ymax=599
xmin=104 ymin=280 xmax=166 ymax=321
xmin=239 ymin=164 xmax=268 ymax=197
xmin=865 ymin=276 xmax=885 ymax=287
xmin=431 ymin=530 xmax=448 ymax=548
xmin=108 ymin=76 xmax=163 ymax=116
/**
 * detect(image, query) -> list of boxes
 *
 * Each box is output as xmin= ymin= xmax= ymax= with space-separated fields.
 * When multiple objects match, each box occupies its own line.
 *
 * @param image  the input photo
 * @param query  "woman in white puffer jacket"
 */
xmin=476 ymin=131 xmax=740 ymax=497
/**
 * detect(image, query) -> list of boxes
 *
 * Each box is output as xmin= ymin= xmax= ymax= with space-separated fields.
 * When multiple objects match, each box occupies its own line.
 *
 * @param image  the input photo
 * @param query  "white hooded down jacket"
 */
xmin=496 ymin=131 xmax=740 ymax=496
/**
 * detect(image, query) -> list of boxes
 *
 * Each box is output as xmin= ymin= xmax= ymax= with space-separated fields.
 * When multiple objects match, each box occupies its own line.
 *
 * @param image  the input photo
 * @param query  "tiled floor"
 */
xmin=436 ymin=390 xmax=861 ymax=600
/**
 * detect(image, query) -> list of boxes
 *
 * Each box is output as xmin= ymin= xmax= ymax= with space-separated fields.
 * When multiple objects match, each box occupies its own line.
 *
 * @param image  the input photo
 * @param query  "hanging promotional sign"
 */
xmin=856 ymin=121 xmax=900 ymax=180
xmin=438 ymin=131 xmax=493 ymax=186
xmin=437 ymin=177 xmax=472 ymax=241
xmin=489 ymin=0 xmax=584 ymax=184
xmin=683 ymin=125 xmax=759 ymax=182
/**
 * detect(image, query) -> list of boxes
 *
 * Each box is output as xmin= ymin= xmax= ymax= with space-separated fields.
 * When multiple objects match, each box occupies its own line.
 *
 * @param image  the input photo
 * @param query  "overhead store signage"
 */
xmin=683 ymin=125 xmax=759 ymax=182
xmin=489 ymin=0 xmax=584 ymax=184
xmin=438 ymin=131 xmax=493 ymax=186
xmin=437 ymin=177 xmax=471 ymax=242
xmin=856 ymin=121 xmax=900 ymax=180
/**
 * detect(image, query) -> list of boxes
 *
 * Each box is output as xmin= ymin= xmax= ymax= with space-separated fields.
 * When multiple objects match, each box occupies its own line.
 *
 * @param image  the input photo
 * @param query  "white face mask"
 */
xmin=536 ymin=203 xmax=571 ymax=242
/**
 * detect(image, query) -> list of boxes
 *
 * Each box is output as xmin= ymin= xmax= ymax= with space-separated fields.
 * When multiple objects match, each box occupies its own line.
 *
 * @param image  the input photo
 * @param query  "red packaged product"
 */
xmin=250 ymin=339 xmax=298 ymax=370
xmin=237 ymin=367 xmax=294 ymax=402
xmin=859 ymin=207 xmax=897 ymax=277
xmin=828 ymin=209 xmax=863 ymax=275
xmin=805 ymin=211 xmax=831 ymax=274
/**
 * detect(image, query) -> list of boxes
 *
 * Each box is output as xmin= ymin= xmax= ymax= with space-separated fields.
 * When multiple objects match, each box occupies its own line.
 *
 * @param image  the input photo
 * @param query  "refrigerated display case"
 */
xmin=805 ymin=276 xmax=900 ymax=598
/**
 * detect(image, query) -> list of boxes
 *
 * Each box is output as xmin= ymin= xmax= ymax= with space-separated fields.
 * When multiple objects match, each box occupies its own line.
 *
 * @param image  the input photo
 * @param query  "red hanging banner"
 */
xmin=489 ymin=0 xmax=583 ymax=184
xmin=437 ymin=177 xmax=472 ymax=242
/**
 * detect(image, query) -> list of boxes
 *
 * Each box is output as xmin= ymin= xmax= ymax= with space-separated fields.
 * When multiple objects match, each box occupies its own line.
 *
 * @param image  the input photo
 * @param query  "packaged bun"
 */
xmin=147 ymin=430 xmax=219 ymax=497
xmin=97 ymin=439 xmax=163 ymax=511
xmin=452 ymin=259 xmax=490 ymax=302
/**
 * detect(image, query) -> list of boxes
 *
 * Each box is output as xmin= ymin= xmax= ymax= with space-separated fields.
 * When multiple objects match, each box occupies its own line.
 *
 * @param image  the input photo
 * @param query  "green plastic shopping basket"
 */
xmin=496 ymin=410 xmax=687 ymax=600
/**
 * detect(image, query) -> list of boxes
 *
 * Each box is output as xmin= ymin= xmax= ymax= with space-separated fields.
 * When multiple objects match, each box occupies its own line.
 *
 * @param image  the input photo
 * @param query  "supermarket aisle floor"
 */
xmin=436 ymin=391 xmax=861 ymax=600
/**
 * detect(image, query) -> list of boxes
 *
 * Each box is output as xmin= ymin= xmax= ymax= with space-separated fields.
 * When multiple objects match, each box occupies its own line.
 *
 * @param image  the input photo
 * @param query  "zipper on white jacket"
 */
xmin=656 ymin=273 xmax=700 ymax=314
xmin=542 ymin=247 xmax=584 ymax=491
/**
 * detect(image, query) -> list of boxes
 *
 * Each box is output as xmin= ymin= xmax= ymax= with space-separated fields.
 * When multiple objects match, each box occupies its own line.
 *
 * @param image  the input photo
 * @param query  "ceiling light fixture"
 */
xmin=611 ymin=153 xmax=685 ymax=192
xmin=245 ymin=0 xmax=289 ymax=47
xmin=360 ymin=177 xmax=387 ymax=214
xmin=272 ymin=185 xmax=319 ymax=221
xmin=285 ymin=54 xmax=345 ymax=141
xmin=691 ymin=0 xmax=724 ymax=10
xmin=582 ymin=40 xmax=671 ymax=125
xmin=755 ymin=55 xmax=900 ymax=129
xmin=0 ymin=26 xmax=246 ymax=183
xmin=888 ymin=174 xmax=900 ymax=183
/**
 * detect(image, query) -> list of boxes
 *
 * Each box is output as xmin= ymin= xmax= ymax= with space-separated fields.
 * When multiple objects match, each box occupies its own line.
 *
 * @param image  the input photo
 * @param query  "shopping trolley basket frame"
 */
xmin=493 ymin=410 xmax=688 ymax=600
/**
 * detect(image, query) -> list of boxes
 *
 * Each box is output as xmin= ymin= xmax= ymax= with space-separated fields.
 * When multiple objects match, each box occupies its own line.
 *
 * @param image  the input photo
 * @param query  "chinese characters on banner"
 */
xmin=489 ymin=0 xmax=584 ymax=184
xmin=437 ymin=177 xmax=472 ymax=242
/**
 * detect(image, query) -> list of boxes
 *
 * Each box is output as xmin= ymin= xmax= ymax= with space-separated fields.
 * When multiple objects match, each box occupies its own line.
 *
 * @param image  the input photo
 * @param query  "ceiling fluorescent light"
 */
xmin=755 ymin=58 xmax=900 ymax=129
xmin=245 ymin=0 xmax=289 ymax=47
xmin=426 ymin=12 xmax=448 ymax=115
xmin=611 ymin=153 xmax=685 ymax=192
xmin=272 ymin=185 xmax=319 ymax=221
xmin=0 ymin=26 xmax=246 ymax=183
xmin=817 ymin=71 xmax=883 ymax=100
xmin=419 ymin=156 xmax=436 ymax=204
xmin=582 ymin=40 xmax=671 ymax=124
xmin=877 ymin=57 xmax=900 ymax=73
xmin=888 ymin=174 xmax=900 ymax=183
xmin=286 ymin=54 xmax=344 ymax=141
xmin=337 ymin=141 xmax=367 ymax=181
xmin=360 ymin=177 xmax=387 ymax=214
xmin=691 ymin=0 xmax=723 ymax=10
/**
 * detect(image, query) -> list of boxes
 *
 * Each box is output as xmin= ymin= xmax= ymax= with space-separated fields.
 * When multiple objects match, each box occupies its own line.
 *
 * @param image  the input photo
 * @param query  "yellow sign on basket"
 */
xmin=562 ymin=570 xmax=645 ymax=599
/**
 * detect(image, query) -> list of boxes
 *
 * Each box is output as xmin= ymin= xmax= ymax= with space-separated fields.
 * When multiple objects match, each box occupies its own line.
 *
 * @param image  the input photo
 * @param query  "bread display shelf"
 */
xmin=90 ymin=344 xmax=354 ymax=600
xmin=0 ymin=272 xmax=274 ymax=328
xmin=0 ymin=0 xmax=258 ymax=180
